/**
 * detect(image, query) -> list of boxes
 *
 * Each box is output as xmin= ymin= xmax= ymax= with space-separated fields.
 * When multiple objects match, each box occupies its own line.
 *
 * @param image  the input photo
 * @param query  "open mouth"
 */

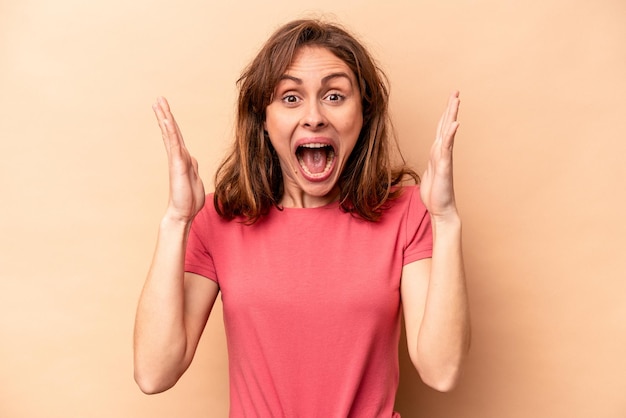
xmin=296 ymin=143 xmax=335 ymax=178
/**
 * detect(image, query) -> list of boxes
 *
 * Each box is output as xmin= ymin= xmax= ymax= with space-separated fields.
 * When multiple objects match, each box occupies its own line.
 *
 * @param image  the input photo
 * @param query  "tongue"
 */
xmin=300 ymin=148 xmax=328 ymax=174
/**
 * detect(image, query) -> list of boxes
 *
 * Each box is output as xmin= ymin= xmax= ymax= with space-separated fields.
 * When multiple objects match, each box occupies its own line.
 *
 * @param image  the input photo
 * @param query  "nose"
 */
xmin=301 ymin=100 xmax=327 ymax=129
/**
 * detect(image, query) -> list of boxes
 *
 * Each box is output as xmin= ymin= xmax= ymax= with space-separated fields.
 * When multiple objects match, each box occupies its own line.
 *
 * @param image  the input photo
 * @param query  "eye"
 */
xmin=281 ymin=94 xmax=300 ymax=104
xmin=324 ymin=92 xmax=345 ymax=102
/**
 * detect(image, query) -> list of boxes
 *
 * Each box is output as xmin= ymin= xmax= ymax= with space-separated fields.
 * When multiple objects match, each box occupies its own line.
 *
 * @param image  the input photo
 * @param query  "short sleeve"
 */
xmin=403 ymin=186 xmax=433 ymax=265
xmin=184 ymin=204 xmax=219 ymax=283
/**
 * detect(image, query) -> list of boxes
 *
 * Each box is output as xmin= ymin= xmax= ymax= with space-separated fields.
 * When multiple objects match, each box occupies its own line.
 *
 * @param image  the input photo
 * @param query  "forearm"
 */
xmin=133 ymin=216 xmax=192 ymax=393
xmin=417 ymin=214 xmax=471 ymax=390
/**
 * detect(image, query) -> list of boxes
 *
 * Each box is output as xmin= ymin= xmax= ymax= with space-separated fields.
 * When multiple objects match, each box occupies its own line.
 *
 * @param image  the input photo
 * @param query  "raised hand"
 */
xmin=420 ymin=91 xmax=461 ymax=220
xmin=152 ymin=97 xmax=205 ymax=223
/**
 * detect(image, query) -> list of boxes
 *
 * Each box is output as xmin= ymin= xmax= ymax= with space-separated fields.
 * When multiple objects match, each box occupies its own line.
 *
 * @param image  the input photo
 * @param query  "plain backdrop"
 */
xmin=1 ymin=0 xmax=625 ymax=417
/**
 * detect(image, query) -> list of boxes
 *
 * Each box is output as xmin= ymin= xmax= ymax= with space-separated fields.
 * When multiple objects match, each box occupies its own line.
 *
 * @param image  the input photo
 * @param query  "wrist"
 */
xmin=430 ymin=211 xmax=462 ymax=235
xmin=160 ymin=212 xmax=194 ymax=231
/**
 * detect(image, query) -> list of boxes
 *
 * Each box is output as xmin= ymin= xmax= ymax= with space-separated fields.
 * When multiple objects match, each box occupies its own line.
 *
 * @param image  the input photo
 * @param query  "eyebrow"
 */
xmin=278 ymin=72 xmax=354 ymax=86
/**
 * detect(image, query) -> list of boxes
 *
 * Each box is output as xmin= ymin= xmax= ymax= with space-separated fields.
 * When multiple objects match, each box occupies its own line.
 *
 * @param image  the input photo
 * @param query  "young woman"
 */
xmin=134 ymin=19 xmax=470 ymax=417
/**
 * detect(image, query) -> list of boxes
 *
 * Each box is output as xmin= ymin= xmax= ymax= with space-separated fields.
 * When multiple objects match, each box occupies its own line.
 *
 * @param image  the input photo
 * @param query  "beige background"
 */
xmin=1 ymin=0 xmax=625 ymax=417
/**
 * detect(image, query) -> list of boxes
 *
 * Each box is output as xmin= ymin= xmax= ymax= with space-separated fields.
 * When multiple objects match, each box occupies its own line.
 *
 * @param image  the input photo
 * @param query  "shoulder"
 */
xmin=387 ymin=185 xmax=424 ymax=211
xmin=191 ymin=193 xmax=233 ymax=232
xmin=378 ymin=185 xmax=430 ymax=228
xmin=195 ymin=193 xmax=220 ymax=220
xmin=398 ymin=185 xmax=420 ymax=201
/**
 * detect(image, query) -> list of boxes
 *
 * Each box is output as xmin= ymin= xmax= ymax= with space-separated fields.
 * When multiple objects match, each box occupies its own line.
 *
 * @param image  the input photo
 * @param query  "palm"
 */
xmin=152 ymin=97 xmax=205 ymax=222
xmin=420 ymin=92 xmax=460 ymax=219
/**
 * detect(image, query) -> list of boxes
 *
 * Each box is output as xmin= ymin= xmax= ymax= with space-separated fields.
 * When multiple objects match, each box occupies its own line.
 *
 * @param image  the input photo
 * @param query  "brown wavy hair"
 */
xmin=214 ymin=19 xmax=418 ymax=223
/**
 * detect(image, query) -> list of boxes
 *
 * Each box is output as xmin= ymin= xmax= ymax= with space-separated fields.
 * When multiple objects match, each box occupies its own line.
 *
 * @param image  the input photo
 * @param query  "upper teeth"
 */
xmin=300 ymin=143 xmax=330 ymax=149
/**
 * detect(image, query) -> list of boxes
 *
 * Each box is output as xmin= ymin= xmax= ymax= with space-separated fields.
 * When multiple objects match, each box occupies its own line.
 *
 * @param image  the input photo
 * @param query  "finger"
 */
xmin=172 ymin=118 xmax=186 ymax=147
xmin=152 ymin=100 xmax=167 ymax=132
xmin=442 ymin=92 xmax=460 ymax=132
xmin=153 ymin=104 xmax=175 ymax=160
xmin=448 ymin=92 xmax=460 ymax=125
xmin=436 ymin=112 xmax=444 ymax=141
xmin=443 ymin=121 xmax=460 ymax=151
xmin=436 ymin=91 xmax=459 ymax=142
xmin=158 ymin=97 xmax=188 ymax=148
xmin=153 ymin=98 xmax=187 ymax=159
xmin=442 ymin=92 xmax=460 ymax=151
xmin=157 ymin=96 xmax=171 ymax=112
xmin=152 ymin=100 xmax=172 ymax=142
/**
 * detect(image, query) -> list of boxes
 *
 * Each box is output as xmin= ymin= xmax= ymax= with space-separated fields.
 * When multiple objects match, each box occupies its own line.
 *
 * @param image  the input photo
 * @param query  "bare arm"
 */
xmin=133 ymin=97 xmax=219 ymax=394
xmin=401 ymin=92 xmax=471 ymax=392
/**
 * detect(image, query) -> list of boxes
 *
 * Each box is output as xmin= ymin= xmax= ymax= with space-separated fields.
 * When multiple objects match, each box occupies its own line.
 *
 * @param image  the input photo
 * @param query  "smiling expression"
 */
xmin=264 ymin=46 xmax=364 ymax=208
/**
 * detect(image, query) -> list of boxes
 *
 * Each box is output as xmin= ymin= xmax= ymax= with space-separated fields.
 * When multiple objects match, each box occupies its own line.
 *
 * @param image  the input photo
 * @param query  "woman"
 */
xmin=134 ymin=19 xmax=470 ymax=417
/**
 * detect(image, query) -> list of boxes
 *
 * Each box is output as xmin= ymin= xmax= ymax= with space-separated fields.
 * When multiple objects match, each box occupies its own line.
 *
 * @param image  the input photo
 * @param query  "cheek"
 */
xmin=340 ymin=103 xmax=363 ymax=130
xmin=265 ymin=122 xmax=291 ymax=159
xmin=265 ymin=109 xmax=290 ymax=137
xmin=346 ymin=118 xmax=364 ymax=155
xmin=342 ymin=111 xmax=363 ymax=140
xmin=264 ymin=104 xmax=279 ymax=133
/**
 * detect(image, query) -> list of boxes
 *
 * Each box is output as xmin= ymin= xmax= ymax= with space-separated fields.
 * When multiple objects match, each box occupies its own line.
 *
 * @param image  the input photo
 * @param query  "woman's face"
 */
xmin=264 ymin=46 xmax=363 ymax=208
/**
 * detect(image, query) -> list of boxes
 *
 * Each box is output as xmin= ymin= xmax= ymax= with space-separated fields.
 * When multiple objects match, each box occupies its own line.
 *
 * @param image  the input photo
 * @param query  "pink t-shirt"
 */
xmin=185 ymin=185 xmax=432 ymax=417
